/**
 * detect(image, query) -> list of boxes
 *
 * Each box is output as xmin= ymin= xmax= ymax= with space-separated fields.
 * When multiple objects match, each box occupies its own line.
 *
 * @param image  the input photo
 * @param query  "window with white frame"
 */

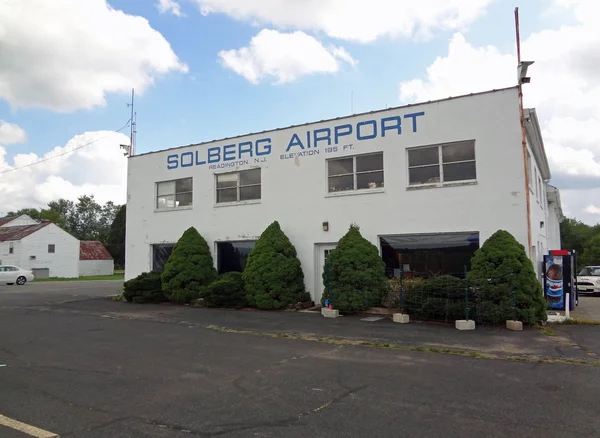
xmin=9 ymin=242 xmax=13 ymax=254
xmin=216 ymin=168 xmax=261 ymax=203
xmin=156 ymin=177 xmax=193 ymax=209
xmin=327 ymin=152 xmax=384 ymax=193
xmin=407 ymin=140 xmax=476 ymax=186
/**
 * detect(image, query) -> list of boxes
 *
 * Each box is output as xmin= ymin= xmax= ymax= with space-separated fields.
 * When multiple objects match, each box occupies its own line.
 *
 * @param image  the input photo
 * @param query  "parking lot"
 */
xmin=2 ymin=281 xmax=600 ymax=437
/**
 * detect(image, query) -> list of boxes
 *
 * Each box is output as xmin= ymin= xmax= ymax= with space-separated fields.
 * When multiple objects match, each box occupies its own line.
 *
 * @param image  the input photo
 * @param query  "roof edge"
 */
xmin=525 ymin=108 xmax=551 ymax=181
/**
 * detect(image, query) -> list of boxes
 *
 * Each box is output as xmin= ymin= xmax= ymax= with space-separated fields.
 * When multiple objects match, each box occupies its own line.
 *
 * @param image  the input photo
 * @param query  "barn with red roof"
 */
xmin=79 ymin=240 xmax=114 ymax=276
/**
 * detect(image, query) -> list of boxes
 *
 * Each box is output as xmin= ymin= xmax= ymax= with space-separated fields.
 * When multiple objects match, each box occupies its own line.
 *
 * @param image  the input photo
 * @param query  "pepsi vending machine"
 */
xmin=543 ymin=249 xmax=577 ymax=311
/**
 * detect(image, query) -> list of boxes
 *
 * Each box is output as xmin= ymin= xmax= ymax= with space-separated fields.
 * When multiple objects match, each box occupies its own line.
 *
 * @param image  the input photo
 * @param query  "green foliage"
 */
xmin=161 ymin=227 xmax=217 ymax=300
xmin=581 ymin=234 xmax=600 ymax=267
xmin=123 ymin=271 xmax=166 ymax=304
xmin=202 ymin=272 xmax=247 ymax=308
xmin=321 ymin=224 xmax=387 ymax=312
xmin=560 ymin=218 xmax=600 ymax=268
xmin=106 ymin=204 xmax=126 ymax=269
xmin=468 ymin=229 xmax=546 ymax=325
xmin=242 ymin=221 xmax=307 ymax=309
xmin=169 ymin=289 xmax=201 ymax=305
xmin=404 ymin=276 xmax=472 ymax=322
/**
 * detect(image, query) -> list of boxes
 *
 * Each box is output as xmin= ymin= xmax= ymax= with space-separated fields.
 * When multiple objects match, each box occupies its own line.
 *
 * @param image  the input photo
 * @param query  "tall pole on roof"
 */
xmin=129 ymin=89 xmax=135 ymax=156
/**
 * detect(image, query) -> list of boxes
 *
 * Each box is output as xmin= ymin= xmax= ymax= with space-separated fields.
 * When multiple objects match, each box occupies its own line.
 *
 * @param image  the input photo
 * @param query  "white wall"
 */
xmin=0 ymin=240 xmax=22 ymax=266
xmin=126 ymin=87 xmax=530 ymax=299
xmin=20 ymin=224 xmax=80 ymax=278
xmin=79 ymin=260 xmax=114 ymax=277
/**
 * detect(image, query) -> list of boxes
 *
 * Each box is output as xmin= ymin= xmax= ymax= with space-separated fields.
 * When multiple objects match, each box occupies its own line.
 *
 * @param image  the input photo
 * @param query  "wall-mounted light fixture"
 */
xmin=322 ymin=221 xmax=329 ymax=232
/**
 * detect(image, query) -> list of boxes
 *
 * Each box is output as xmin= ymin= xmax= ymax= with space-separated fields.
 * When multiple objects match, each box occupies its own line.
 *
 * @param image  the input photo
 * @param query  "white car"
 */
xmin=576 ymin=266 xmax=600 ymax=294
xmin=0 ymin=265 xmax=35 ymax=285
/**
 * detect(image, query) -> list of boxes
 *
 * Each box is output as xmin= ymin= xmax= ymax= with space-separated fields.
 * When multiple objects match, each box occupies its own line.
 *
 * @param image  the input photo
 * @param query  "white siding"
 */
xmin=79 ymin=260 xmax=114 ymax=277
xmin=0 ymin=240 xmax=22 ymax=266
xmin=126 ymin=87 xmax=534 ymax=299
xmin=20 ymin=224 xmax=80 ymax=278
xmin=0 ymin=215 xmax=37 ymax=228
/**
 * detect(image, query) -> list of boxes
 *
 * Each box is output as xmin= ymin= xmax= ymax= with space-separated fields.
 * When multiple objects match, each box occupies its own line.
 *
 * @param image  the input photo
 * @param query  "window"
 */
xmin=327 ymin=152 xmax=384 ymax=193
xmin=152 ymin=244 xmax=174 ymax=271
xmin=9 ymin=242 xmax=13 ymax=254
xmin=217 ymin=241 xmax=256 ymax=274
xmin=407 ymin=140 xmax=476 ymax=186
xmin=156 ymin=177 xmax=193 ymax=209
xmin=216 ymin=168 xmax=261 ymax=203
xmin=48 ymin=244 xmax=55 ymax=253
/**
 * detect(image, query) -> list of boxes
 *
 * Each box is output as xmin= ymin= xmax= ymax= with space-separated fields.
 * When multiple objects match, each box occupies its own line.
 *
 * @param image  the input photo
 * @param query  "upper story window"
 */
xmin=407 ymin=140 xmax=476 ymax=187
xmin=156 ymin=177 xmax=193 ymax=210
xmin=216 ymin=168 xmax=261 ymax=204
xmin=327 ymin=152 xmax=384 ymax=193
xmin=48 ymin=244 xmax=55 ymax=253
xmin=9 ymin=242 xmax=13 ymax=254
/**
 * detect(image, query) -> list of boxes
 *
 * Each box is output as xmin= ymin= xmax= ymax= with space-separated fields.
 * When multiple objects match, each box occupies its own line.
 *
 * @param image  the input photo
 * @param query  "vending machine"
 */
xmin=543 ymin=249 xmax=577 ymax=311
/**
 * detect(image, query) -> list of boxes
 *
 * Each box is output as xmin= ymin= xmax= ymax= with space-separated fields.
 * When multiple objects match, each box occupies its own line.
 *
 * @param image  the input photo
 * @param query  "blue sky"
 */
xmin=0 ymin=0 xmax=599 ymax=224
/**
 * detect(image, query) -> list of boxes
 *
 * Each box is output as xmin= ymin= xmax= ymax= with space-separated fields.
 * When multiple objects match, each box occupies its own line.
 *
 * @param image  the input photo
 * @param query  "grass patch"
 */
xmin=553 ymin=317 xmax=600 ymax=326
xmin=536 ymin=324 xmax=557 ymax=336
xmin=35 ymin=272 xmax=124 ymax=282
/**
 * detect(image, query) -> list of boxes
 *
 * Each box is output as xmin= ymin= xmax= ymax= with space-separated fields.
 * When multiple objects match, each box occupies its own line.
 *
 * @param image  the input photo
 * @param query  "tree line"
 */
xmin=7 ymin=195 xmax=126 ymax=268
xmin=560 ymin=218 xmax=600 ymax=269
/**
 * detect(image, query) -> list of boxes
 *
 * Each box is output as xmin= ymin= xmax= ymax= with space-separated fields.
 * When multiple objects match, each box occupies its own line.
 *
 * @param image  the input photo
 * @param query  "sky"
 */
xmin=0 ymin=0 xmax=599 ymax=225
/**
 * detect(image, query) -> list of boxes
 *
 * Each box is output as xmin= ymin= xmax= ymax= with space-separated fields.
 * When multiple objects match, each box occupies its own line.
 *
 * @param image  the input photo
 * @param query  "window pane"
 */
xmin=240 ymin=185 xmax=261 ymax=201
xmin=157 ymin=181 xmax=175 ymax=196
xmin=328 ymin=158 xmax=353 ymax=176
xmin=240 ymin=168 xmax=261 ymax=186
xmin=357 ymin=171 xmax=384 ymax=189
xmin=328 ymin=175 xmax=354 ymax=192
xmin=176 ymin=192 xmax=193 ymax=207
xmin=443 ymin=162 xmax=477 ymax=182
xmin=356 ymin=153 xmax=383 ymax=172
xmin=176 ymin=177 xmax=193 ymax=193
xmin=157 ymin=195 xmax=175 ymax=208
xmin=217 ymin=173 xmax=238 ymax=189
xmin=217 ymin=188 xmax=237 ymax=203
xmin=442 ymin=141 xmax=475 ymax=163
xmin=408 ymin=147 xmax=438 ymax=167
xmin=409 ymin=165 xmax=440 ymax=185
xmin=152 ymin=244 xmax=173 ymax=271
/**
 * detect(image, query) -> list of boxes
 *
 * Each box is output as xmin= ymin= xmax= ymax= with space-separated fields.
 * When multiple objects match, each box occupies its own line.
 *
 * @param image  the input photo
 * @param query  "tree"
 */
xmin=106 ymin=205 xmax=126 ymax=268
xmin=7 ymin=207 xmax=67 ymax=230
xmin=468 ymin=229 xmax=546 ymax=325
xmin=581 ymin=234 xmax=600 ymax=267
xmin=243 ymin=221 xmax=308 ymax=309
xmin=161 ymin=226 xmax=217 ymax=297
xmin=320 ymin=224 xmax=387 ymax=312
xmin=560 ymin=218 xmax=597 ymax=267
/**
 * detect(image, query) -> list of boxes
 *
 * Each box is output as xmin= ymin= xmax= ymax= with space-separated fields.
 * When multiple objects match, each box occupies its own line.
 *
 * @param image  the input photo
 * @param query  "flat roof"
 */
xmin=132 ymin=86 xmax=519 ymax=158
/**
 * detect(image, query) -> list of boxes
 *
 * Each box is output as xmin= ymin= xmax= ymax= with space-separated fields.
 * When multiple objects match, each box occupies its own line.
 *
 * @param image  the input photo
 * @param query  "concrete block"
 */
xmin=455 ymin=320 xmax=475 ymax=330
xmin=321 ymin=308 xmax=339 ymax=318
xmin=506 ymin=320 xmax=523 ymax=331
xmin=393 ymin=313 xmax=410 ymax=324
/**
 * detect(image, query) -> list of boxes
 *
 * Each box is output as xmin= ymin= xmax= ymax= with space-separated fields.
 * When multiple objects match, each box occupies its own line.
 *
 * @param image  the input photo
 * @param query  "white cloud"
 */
xmin=0 ymin=131 xmax=129 ymax=213
xmin=157 ymin=0 xmax=184 ymax=17
xmin=218 ymin=29 xmax=356 ymax=84
xmin=194 ymin=0 xmax=494 ymax=43
xmin=0 ymin=121 xmax=27 ymax=145
xmin=398 ymin=0 xmax=600 ymax=224
xmin=0 ymin=0 xmax=188 ymax=112
xmin=585 ymin=205 xmax=600 ymax=216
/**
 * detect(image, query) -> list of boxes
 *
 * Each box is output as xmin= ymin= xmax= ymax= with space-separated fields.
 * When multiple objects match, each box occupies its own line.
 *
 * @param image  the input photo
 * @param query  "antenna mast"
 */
xmin=129 ymin=89 xmax=135 ymax=156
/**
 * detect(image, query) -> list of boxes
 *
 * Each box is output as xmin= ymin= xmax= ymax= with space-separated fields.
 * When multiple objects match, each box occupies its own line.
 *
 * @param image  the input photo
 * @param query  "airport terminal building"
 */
xmin=125 ymin=86 xmax=563 ymax=304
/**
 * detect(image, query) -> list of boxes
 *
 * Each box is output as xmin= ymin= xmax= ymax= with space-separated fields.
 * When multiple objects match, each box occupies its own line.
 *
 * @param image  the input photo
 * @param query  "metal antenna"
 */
xmin=126 ymin=89 xmax=135 ymax=156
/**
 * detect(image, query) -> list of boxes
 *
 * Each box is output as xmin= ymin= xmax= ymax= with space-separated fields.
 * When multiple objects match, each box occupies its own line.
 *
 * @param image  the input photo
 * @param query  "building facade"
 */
xmin=79 ymin=240 xmax=115 ymax=277
xmin=125 ymin=86 xmax=563 ymax=303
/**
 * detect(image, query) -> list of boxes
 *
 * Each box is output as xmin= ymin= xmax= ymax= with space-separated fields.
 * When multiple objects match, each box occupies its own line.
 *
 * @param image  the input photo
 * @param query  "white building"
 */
xmin=125 ymin=86 xmax=563 ymax=304
xmin=79 ymin=241 xmax=115 ymax=277
xmin=0 ymin=215 xmax=80 ymax=278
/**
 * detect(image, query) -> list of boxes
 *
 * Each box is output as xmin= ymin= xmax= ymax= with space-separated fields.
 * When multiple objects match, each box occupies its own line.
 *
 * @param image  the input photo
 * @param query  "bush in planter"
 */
xmin=321 ymin=224 xmax=387 ymax=312
xmin=203 ymin=272 xmax=247 ymax=308
xmin=161 ymin=227 xmax=217 ymax=300
xmin=243 ymin=221 xmax=307 ymax=309
xmin=467 ymin=229 xmax=546 ymax=325
xmin=123 ymin=271 xmax=166 ymax=304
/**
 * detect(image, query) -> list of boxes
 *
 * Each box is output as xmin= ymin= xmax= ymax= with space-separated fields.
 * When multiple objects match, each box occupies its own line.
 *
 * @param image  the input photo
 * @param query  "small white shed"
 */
xmin=79 ymin=241 xmax=114 ymax=276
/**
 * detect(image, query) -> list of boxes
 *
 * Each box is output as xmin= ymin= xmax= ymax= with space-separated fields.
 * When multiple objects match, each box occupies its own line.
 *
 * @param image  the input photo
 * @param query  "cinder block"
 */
xmin=321 ymin=308 xmax=339 ymax=318
xmin=393 ymin=313 xmax=410 ymax=324
xmin=506 ymin=320 xmax=523 ymax=331
xmin=455 ymin=320 xmax=475 ymax=330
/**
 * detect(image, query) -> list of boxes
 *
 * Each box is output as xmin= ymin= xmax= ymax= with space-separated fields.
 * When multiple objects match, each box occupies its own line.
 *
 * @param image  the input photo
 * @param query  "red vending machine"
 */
xmin=543 ymin=249 xmax=578 ymax=311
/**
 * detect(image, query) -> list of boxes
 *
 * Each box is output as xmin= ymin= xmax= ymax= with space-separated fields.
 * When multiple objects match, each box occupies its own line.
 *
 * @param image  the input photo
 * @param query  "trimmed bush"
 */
xmin=169 ymin=289 xmax=202 ymax=305
xmin=203 ymin=272 xmax=246 ymax=308
xmin=467 ymin=229 xmax=547 ymax=325
xmin=123 ymin=271 xmax=166 ymax=304
xmin=320 ymin=224 xmax=387 ymax=312
xmin=161 ymin=227 xmax=217 ymax=300
xmin=243 ymin=221 xmax=307 ymax=309
xmin=404 ymin=275 xmax=472 ymax=322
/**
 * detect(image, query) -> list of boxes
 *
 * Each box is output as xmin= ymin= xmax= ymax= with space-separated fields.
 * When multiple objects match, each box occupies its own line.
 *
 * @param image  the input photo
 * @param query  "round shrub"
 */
xmin=243 ymin=221 xmax=307 ymax=309
xmin=468 ymin=229 xmax=546 ymax=325
xmin=161 ymin=227 xmax=217 ymax=300
xmin=123 ymin=271 xmax=166 ymax=304
xmin=321 ymin=224 xmax=387 ymax=312
xmin=203 ymin=272 xmax=246 ymax=308
xmin=404 ymin=275 xmax=470 ymax=322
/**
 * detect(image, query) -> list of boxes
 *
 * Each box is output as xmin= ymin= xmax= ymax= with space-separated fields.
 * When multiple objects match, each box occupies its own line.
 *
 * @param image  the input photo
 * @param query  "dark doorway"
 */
xmin=217 ymin=241 xmax=256 ymax=274
xmin=152 ymin=244 xmax=174 ymax=272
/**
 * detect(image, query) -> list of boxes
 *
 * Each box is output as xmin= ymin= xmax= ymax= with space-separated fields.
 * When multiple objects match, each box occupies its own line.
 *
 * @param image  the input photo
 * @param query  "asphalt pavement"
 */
xmin=1 ymin=281 xmax=600 ymax=437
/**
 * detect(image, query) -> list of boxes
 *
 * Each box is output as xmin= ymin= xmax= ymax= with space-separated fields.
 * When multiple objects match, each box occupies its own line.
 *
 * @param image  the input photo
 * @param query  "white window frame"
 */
xmin=156 ymin=177 xmax=193 ymax=210
xmin=326 ymin=152 xmax=384 ymax=194
xmin=407 ymin=140 xmax=477 ymax=188
xmin=215 ymin=168 xmax=261 ymax=204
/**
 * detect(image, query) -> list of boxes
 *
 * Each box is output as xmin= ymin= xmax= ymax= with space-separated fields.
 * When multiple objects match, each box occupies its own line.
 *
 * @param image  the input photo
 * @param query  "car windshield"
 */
xmin=579 ymin=267 xmax=600 ymax=276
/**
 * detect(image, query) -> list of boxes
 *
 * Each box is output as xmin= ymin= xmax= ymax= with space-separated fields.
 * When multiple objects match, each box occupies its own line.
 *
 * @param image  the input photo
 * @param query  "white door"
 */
xmin=315 ymin=244 xmax=337 ymax=306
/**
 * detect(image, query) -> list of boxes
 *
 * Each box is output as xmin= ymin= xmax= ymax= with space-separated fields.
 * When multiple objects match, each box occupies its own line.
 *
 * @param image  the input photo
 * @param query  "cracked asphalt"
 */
xmin=2 ymin=281 xmax=600 ymax=437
